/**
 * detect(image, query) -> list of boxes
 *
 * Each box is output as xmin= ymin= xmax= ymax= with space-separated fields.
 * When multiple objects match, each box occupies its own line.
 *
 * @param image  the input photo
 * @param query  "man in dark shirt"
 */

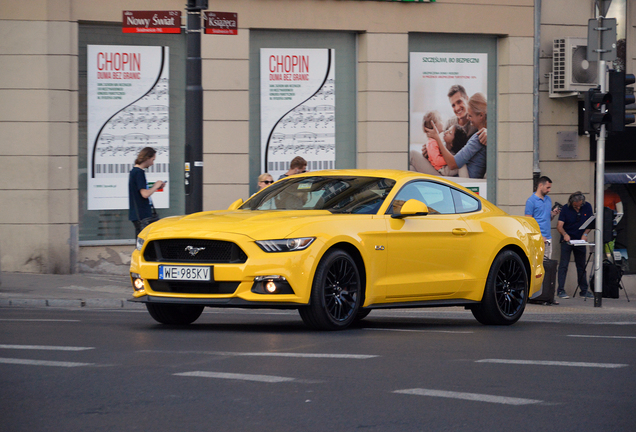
xmin=556 ymin=192 xmax=593 ymax=299
xmin=278 ymin=156 xmax=307 ymax=180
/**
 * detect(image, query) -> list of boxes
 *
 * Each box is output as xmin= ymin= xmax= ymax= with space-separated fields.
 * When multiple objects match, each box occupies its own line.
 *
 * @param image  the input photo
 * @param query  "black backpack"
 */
xmin=591 ymin=262 xmax=622 ymax=299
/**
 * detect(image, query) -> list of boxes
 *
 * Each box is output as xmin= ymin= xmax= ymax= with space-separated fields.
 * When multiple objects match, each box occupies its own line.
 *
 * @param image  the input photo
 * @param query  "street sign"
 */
xmin=122 ymin=11 xmax=181 ymax=34
xmin=204 ymin=12 xmax=238 ymax=35
xmin=587 ymin=17 xmax=616 ymax=62
xmin=596 ymin=0 xmax=612 ymax=17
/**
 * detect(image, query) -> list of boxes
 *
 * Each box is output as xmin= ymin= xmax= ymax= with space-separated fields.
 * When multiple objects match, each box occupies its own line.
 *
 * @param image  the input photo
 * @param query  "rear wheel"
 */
xmin=299 ymin=249 xmax=361 ymax=330
xmin=146 ymin=303 xmax=204 ymax=325
xmin=471 ymin=250 xmax=528 ymax=325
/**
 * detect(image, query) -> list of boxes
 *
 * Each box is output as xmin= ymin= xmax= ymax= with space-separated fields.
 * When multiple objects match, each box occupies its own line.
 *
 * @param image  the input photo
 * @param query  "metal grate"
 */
xmin=144 ymin=239 xmax=247 ymax=263
xmin=148 ymin=280 xmax=239 ymax=294
xmin=553 ymin=39 xmax=566 ymax=90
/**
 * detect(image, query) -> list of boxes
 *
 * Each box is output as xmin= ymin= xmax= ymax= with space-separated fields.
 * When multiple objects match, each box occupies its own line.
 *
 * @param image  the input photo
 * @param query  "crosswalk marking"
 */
xmin=567 ymin=334 xmax=636 ymax=340
xmin=596 ymin=322 xmax=636 ymax=325
xmin=0 ymin=358 xmax=93 ymax=367
xmin=139 ymin=350 xmax=376 ymax=359
xmin=394 ymin=388 xmax=543 ymax=406
xmin=175 ymin=371 xmax=295 ymax=383
xmin=476 ymin=359 xmax=629 ymax=368
xmin=0 ymin=344 xmax=94 ymax=351
xmin=365 ymin=328 xmax=473 ymax=334
xmin=217 ymin=352 xmax=376 ymax=359
xmin=0 ymin=319 xmax=80 ymax=322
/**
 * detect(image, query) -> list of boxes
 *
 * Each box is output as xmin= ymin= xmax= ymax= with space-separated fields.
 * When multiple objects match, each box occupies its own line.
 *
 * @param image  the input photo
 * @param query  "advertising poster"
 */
xmin=260 ymin=48 xmax=335 ymax=179
xmin=87 ymin=45 xmax=170 ymax=210
xmin=409 ymin=52 xmax=488 ymax=198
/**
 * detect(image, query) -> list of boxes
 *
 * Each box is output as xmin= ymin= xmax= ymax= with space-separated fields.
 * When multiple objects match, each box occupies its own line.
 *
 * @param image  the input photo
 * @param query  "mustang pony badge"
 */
xmin=185 ymin=246 xmax=206 ymax=257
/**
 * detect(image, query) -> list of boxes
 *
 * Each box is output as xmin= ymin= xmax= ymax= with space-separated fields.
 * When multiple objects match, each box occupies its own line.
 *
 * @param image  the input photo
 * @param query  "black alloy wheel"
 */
xmin=299 ymin=249 xmax=361 ymax=330
xmin=146 ymin=303 xmax=204 ymax=325
xmin=471 ymin=249 xmax=528 ymax=325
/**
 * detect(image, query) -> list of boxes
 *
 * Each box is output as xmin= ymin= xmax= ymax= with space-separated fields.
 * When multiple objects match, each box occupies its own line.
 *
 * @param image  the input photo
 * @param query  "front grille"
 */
xmin=148 ymin=280 xmax=239 ymax=295
xmin=144 ymin=239 xmax=247 ymax=263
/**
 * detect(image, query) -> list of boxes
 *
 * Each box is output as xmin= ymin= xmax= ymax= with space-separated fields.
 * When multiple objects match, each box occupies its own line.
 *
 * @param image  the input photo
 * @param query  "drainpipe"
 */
xmin=532 ymin=0 xmax=542 ymax=190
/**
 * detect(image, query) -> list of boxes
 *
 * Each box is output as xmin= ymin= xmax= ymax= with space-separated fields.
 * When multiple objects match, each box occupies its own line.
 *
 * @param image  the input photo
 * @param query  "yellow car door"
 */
xmin=383 ymin=181 xmax=474 ymax=301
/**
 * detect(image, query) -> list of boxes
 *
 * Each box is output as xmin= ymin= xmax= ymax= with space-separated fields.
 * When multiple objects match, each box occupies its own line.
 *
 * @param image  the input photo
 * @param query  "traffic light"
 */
xmin=584 ymin=87 xmax=612 ymax=133
xmin=608 ymin=70 xmax=636 ymax=132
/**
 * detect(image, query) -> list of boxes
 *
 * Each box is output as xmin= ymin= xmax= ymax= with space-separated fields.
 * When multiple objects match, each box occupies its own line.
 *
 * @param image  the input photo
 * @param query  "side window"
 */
xmin=451 ymin=188 xmax=481 ymax=213
xmin=388 ymin=181 xmax=456 ymax=215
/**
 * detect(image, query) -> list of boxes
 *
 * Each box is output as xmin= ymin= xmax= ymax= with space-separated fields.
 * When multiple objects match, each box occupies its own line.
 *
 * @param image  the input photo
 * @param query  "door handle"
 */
xmin=452 ymin=228 xmax=468 ymax=236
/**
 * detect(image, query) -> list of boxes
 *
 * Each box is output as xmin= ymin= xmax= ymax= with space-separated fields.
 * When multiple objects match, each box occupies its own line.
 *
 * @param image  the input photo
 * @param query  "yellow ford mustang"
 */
xmin=130 ymin=169 xmax=545 ymax=330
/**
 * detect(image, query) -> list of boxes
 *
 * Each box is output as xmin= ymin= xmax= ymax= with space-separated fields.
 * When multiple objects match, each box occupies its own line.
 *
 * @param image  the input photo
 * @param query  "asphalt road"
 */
xmin=1 ymin=307 xmax=635 ymax=432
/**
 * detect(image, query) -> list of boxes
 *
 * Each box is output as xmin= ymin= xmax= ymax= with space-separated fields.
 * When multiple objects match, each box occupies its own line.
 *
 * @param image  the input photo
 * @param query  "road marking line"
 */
xmin=174 ymin=371 xmax=295 ymax=383
xmin=0 ymin=344 xmax=94 ymax=351
xmin=568 ymin=334 xmax=636 ymax=340
xmin=218 ymin=352 xmax=376 ymax=359
xmin=139 ymin=350 xmax=376 ymax=359
xmin=394 ymin=388 xmax=543 ymax=406
xmin=476 ymin=359 xmax=629 ymax=368
xmin=596 ymin=322 xmax=636 ymax=325
xmin=0 ymin=319 xmax=80 ymax=322
xmin=365 ymin=328 xmax=473 ymax=334
xmin=0 ymin=358 xmax=93 ymax=367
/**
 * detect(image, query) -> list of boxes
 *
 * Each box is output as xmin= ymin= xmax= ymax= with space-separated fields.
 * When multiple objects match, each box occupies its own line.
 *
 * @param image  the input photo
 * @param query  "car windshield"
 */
xmin=241 ymin=176 xmax=396 ymax=214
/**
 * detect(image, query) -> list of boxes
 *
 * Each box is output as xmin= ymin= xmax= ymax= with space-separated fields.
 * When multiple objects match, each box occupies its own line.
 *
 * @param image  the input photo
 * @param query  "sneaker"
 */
xmin=557 ymin=292 xmax=570 ymax=299
xmin=581 ymin=291 xmax=594 ymax=299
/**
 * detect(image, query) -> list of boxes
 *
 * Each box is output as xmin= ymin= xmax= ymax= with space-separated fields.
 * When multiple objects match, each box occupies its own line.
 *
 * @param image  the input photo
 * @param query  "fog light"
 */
xmin=131 ymin=273 xmax=145 ymax=291
xmin=251 ymin=275 xmax=294 ymax=295
xmin=265 ymin=281 xmax=277 ymax=293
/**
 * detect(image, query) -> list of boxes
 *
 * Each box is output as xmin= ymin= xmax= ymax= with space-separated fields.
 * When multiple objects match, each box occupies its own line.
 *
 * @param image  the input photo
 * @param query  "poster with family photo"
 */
xmin=409 ymin=52 xmax=488 ymax=198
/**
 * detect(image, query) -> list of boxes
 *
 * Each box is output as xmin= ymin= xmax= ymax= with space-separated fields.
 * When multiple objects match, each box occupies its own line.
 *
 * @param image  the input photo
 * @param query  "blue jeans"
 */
xmin=557 ymin=241 xmax=589 ymax=294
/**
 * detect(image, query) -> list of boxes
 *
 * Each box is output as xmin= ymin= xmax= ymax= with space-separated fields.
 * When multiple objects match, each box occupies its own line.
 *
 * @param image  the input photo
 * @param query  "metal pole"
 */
xmin=532 ymin=0 xmax=542 ymax=184
xmin=593 ymin=55 xmax=606 ymax=308
xmin=185 ymin=2 xmax=204 ymax=214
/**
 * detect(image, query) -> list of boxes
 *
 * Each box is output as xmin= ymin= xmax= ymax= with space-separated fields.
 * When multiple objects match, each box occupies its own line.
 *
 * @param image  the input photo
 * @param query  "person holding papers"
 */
xmin=556 ymin=192 xmax=593 ymax=299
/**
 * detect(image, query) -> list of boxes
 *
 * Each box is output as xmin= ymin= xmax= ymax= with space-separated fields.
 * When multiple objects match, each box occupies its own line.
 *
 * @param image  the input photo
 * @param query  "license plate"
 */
xmin=158 ymin=265 xmax=212 ymax=281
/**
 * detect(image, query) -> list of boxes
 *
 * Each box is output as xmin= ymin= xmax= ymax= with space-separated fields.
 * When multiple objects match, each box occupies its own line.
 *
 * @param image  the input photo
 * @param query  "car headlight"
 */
xmin=255 ymin=237 xmax=315 ymax=253
xmin=136 ymin=236 xmax=145 ymax=251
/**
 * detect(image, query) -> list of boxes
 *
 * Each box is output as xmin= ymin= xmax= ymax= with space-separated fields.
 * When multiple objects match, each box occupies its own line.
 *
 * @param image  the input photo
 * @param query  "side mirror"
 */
xmin=227 ymin=198 xmax=243 ymax=211
xmin=391 ymin=199 xmax=429 ymax=219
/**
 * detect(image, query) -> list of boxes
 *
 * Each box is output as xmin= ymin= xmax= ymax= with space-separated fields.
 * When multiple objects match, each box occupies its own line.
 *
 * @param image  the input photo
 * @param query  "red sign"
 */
xmin=123 ymin=11 xmax=181 ymax=34
xmin=204 ymin=12 xmax=238 ymax=35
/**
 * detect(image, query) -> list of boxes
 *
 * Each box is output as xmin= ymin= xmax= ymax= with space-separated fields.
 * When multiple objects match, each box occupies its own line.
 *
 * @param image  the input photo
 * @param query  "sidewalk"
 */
xmin=1 ymin=271 xmax=635 ymax=315
xmin=0 ymin=272 xmax=144 ymax=309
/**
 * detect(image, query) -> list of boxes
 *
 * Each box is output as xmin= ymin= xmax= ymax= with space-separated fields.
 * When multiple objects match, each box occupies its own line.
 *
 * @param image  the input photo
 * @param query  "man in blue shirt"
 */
xmin=525 ymin=176 xmax=560 ymax=260
xmin=556 ymin=192 xmax=593 ymax=299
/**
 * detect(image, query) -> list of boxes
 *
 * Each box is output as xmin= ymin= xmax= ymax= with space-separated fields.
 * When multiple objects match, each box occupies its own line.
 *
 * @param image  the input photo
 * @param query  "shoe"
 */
xmin=581 ymin=291 xmax=594 ymax=299
xmin=557 ymin=292 xmax=570 ymax=299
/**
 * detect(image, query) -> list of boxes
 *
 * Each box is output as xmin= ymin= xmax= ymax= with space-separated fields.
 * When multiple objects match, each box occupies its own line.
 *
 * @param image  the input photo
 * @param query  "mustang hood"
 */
xmin=146 ymin=209 xmax=334 ymax=240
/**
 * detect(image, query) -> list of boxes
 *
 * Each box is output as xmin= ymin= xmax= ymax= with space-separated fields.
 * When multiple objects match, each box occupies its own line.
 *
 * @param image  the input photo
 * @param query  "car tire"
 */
xmin=354 ymin=309 xmax=372 ymax=322
xmin=299 ymin=249 xmax=361 ymax=330
xmin=146 ymin=303 xmax=204 ymax=325
xmin=471 ymin=249 xmax=528 ymax=326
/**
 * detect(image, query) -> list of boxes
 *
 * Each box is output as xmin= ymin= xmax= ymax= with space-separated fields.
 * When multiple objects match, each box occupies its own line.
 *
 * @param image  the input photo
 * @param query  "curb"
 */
xmin=0 ymin=298 xmax=146 ymax=309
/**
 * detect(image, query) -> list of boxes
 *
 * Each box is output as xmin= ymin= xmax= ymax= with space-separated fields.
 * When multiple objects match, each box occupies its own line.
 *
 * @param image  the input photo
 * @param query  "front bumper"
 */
xmin=130 ymin=234 xmax=322 ymax=306
xmin=128 ymin=295 xmax=301 ymax=309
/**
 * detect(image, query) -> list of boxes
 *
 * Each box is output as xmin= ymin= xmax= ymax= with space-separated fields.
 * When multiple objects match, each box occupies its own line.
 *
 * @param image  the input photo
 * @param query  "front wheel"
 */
xmin=299 ymin=249 xmax=362 ymax=330
xmin=146 ymin=303 xmax=204 ymax=325
xmin=471 ymin=250 xmax=528 ymax=326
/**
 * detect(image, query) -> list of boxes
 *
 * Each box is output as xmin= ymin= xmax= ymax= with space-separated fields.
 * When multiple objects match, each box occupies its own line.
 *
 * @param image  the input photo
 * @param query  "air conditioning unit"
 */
xmin=550 ymin=37 xmax=598 ymax=97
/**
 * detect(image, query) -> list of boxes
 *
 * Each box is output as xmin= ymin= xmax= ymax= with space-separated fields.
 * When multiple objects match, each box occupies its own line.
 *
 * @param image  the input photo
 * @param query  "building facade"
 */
xmin=1 ymin=0 xmax=634 ymax=290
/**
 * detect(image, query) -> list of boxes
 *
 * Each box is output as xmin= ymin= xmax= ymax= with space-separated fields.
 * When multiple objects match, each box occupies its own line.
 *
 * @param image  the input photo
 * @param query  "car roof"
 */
xmin=290 ymin=169 xmax=434 ymax=182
